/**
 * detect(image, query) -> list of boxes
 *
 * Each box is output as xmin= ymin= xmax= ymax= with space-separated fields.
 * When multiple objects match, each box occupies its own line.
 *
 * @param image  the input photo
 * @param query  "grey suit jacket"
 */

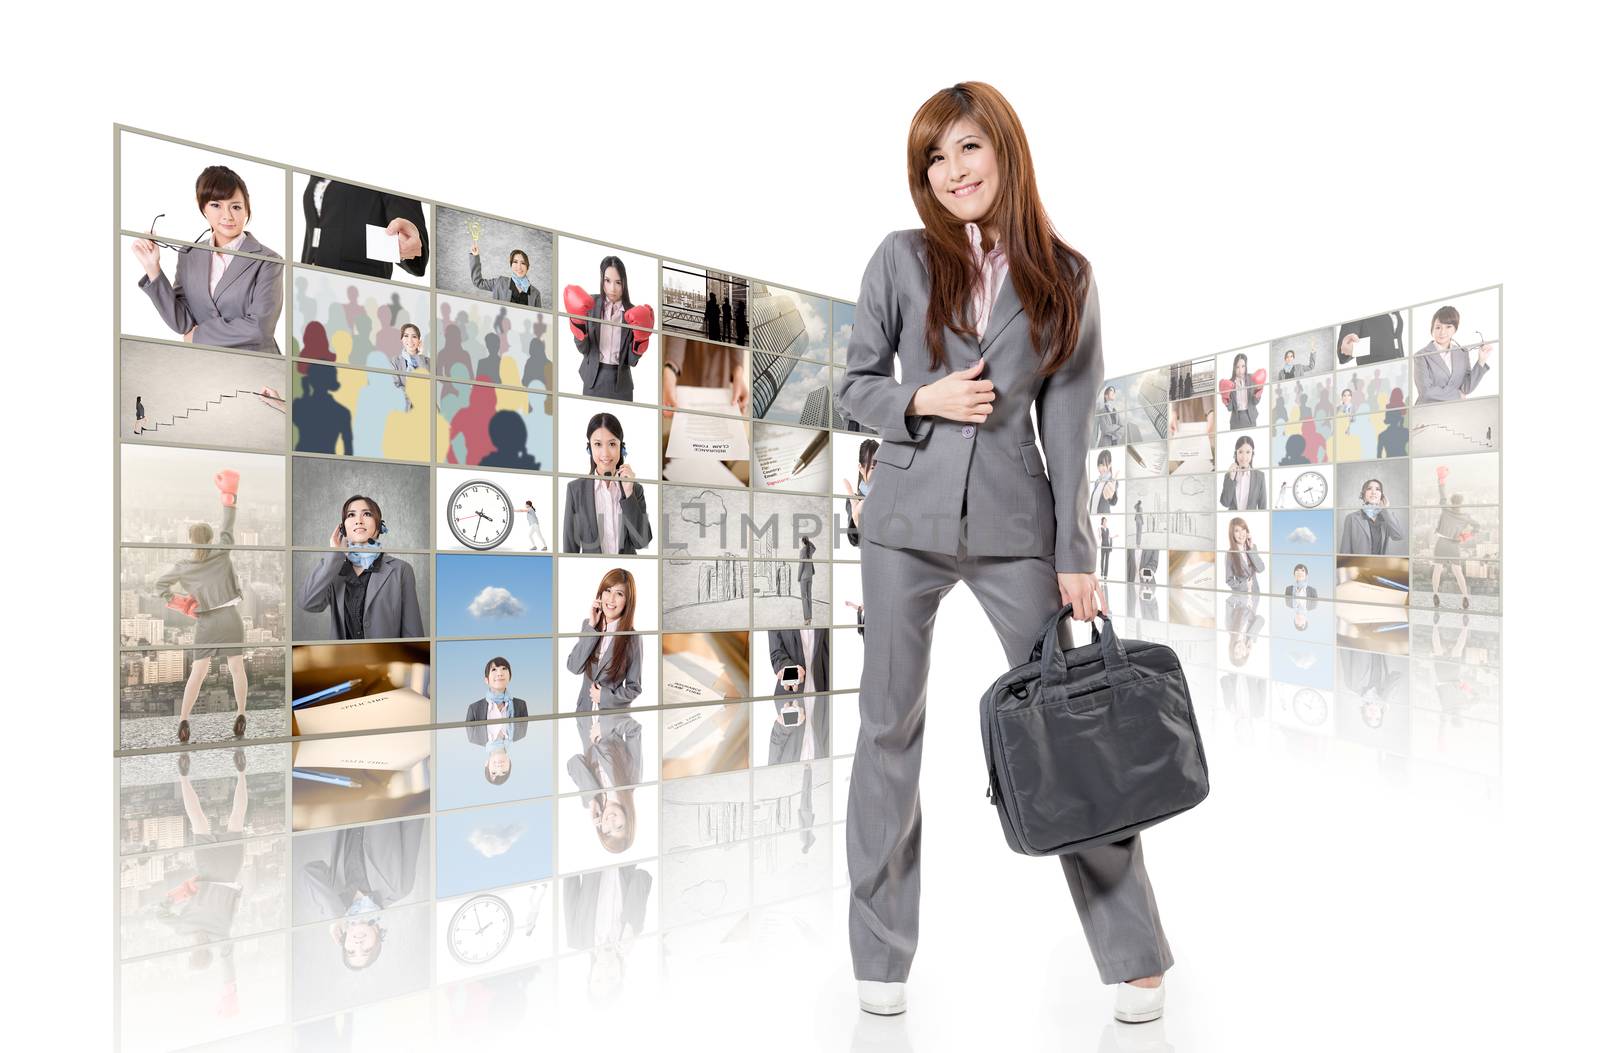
xmin=154 ymin=504 xmax=242 ymax=610
xmin=566 ymin=711 xmax=643 ymax=797
xmin=1414 ymin=342 xmax=1489 ymax=404
xmin=562 ymin=476 xmax=653 ymax=553
xmin=1339 ymin=507 xmax=1406 ymax=555
xmin=566 ymin=620 xmax=644 ymax=712
xmin=574 ymin=302 xmax=646 ymax=397
xmin=835 ymin=229 xmax=1103 ymax=571
xmin=297 ymin=551 xmax=425 ymax=640
xmin=562 ymin=865 xmax=651 ymax=951
xmin=470 ymin=253 xmax=543 ymax=306
xmin=464 ymin=697 xmax=530 ymax=724
xmin=137 ymin=231 xmax=283 ymax=353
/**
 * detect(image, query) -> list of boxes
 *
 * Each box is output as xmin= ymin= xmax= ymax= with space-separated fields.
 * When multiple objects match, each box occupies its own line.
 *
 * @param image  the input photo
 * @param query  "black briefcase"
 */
xmin=979 ymin=604 xmax=1209 ymax=856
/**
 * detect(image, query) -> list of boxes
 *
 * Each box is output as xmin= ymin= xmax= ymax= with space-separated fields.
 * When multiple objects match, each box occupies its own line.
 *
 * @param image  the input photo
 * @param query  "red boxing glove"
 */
xmin=214 ymin=469 xmax=240 ymax=506
xmin=563 ymin=285 xmax=594 ymax=341
xmin=624 ymin=304 xmax=654 ymax=356
xmin=1251 ymin=368 xmax=1267 ymax=388
xmin=1436 ymin=465 xmax=1449 ymax=482
xmin=1218 ymin=378 xmax=1234 ymax=401
xmin=167 ymin=594 xmax=199 ymax=618
xmin=1457 ymin=529 xmax=1474 ymax=543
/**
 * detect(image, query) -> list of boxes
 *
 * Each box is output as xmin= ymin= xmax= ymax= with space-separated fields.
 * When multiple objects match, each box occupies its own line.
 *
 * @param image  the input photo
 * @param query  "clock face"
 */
xmin=1292 ymin=471 xmax=1328 ymax=509
xmin=448 ymin=893 xmax=513 ymax=964
xmin=449 ymin=479 xmax=515 ymax=550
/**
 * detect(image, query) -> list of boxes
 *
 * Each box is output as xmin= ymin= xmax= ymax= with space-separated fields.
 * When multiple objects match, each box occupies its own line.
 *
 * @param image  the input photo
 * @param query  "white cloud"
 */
xmin=468 ymin=586 xmax=526 ymax=619
xmin=469 ymin=823 xmax=526 ymax=858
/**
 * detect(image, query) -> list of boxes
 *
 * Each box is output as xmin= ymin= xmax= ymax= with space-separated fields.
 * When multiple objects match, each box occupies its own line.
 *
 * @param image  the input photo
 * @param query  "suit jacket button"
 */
xmin=961 ymin=424 xmax=975 ymax=438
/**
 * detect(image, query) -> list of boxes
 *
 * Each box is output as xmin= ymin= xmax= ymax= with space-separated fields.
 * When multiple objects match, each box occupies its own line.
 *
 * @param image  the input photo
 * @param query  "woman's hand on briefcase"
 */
xmin=1057 ymin=572 xmax=1103 ymax=620
xmin=908 ymin=358 xmax=995 ymax=423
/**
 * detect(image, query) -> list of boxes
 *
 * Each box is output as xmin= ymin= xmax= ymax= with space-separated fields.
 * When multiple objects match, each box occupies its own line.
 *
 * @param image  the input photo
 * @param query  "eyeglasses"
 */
xmin=142 ymin=213 xmax=213 ymax=250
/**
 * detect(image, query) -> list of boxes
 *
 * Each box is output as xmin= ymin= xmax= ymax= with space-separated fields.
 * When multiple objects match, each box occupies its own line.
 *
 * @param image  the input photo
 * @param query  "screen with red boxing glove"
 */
xmin=214 ymin=469 xmax=240 ymax=507
xmin=623 ymin=304 xmax=654 ymax=355
xmin=563 ymin=285 xmax=595 ymax=341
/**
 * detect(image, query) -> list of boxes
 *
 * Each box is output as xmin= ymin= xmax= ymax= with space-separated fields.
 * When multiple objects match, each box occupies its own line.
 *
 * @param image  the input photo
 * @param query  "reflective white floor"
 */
xmin=114 ymin=587 xmax=1504 ymax=1052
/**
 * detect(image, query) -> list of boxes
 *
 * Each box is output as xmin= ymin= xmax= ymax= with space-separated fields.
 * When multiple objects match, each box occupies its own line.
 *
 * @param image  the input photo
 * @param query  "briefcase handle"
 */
xmin=1030 ymin=603 xmax=1132 ymax=686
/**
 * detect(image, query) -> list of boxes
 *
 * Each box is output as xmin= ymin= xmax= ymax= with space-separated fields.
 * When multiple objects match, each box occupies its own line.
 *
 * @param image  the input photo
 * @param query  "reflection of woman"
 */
xmin=564 ymin=413 xmax=652 ymax=553
xmin=1224 ymin=517 xmax=1265 ymax=593
xmin=1089 ymin=449 xmax=1118 ymax=513
xmin=1219 ymin=435 xmax=1266 ymax=510
xmin=153 ymin=470 xmax=249 ymax=744
xmin=297 ymin=495 xmax=424 ymax=640
xmin=564 ymin=257 xmax=654 ymax=401
xmin=1430 ymin=465 xmax=1480 ymax=608
xmin=156 ymin=750 xmax=250 ymax=972
xmin=843 ymin=439 xmax=879 ymax=548
xmin=1339 ymin=478 xmax=1405 ymax=555
xmin=769 ymin=627 xmax=830 ymax=764
xmin=131 ymin=166 xmax=284 ymax=354
xmin=566 ymin=710 xmax=642 ymax=854
xmin=470 ymin=243 xmax=542 ymax=305
xmin=296 ymin=819 xmax=424 ymax=971
xmin=1221 ymin=353 xmax=1264 ymax=429
xmin=565 ymin=569 xmax=645 ymax=712
xmin=833 ymin=84 xmax=1170 ymax=1019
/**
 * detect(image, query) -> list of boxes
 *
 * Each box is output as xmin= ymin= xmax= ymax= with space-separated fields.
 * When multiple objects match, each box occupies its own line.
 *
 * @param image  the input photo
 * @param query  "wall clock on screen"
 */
xmin=1290 ymin=471 xmax=1328 ymax=509
xmin=448 ymin=892 xmax=513 ymax=964
xmin=448 ymin=479 xmax=514 ymax=550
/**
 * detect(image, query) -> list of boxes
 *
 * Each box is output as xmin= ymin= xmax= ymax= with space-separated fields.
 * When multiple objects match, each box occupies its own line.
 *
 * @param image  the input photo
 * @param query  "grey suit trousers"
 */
xmin=846 ymin=525 xmax=1175 ymax=985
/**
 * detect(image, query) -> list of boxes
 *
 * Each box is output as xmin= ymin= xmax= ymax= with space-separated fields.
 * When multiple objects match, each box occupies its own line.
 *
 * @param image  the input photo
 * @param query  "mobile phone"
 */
xmin=780 ymin=703 xmax=801 ymax=726
xmin=780 ymin=664 xmax=802 ymax=687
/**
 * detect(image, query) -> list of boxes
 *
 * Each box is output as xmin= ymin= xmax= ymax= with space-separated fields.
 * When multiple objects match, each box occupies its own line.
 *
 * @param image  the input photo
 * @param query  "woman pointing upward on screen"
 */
xmin=835 ymin=82 xmax=1173 ymax=1024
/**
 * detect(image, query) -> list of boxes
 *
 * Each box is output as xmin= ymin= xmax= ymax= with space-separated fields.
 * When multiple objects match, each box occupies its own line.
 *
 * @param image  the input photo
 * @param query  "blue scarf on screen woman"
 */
xmin=1361 ymin=501 xmax=1384 ymax=521
xmin=485 ymin=688 xmax=513 ymax=707
xmin=345 ymin=538 xmax=382 ymax=570
xmin=511 ymin=274 xmax=532 ymax=293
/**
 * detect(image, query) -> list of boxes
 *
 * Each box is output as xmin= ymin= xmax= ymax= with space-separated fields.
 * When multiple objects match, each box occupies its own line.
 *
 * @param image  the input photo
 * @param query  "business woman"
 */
xmin=153 ymin=470 xmax=250 ymax=744
xmin=565 ymin=568 xmax=645 ymax=713
xmin=833 ymin=82 xmax=1172 ymax=1023
xmin=1221 ymin=352 xmax=1265 ymax=429
xmin=843 ymin=439 xmax=880 ymax=548
xmin=131 ymin=166 xmax=283 ymax=354
xmin=1431 ymin=465 xmax=1480 ymax=607
xmin=1089 ymin=448 xmax=1119 ymax=514
xmin=1224 ymin=517 xmax=1266 ymax=593
xmin=1095 ymin=385 xmax=1124 ymax=445
xmin=296 ymin=495 xmax=425 ymax=640
xmin=797 ymin=535 xmax=817 ymax=624
xmin=563 ymin=413 xmax=653 ymax=553
xmin=563 ymin=257 xmax=655 ymax=401
xmin=470 ymin=243 xmax=543 ymax=305
xmin=1339 ymin=478 xmax=1406 ymax=555
xmin=1219 ymin=434 xmax=1267 ymax=510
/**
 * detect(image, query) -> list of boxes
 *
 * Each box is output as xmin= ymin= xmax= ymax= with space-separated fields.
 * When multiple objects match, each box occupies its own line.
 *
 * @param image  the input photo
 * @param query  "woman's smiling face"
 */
xmin=927 ymin=117 xmax=998 ymax=227
xmin=589 ymin=427 xmax=620 ymax=474
xmin=598 ymin=581 xmax=628 ymax=622
xmin=204 ymin=188 xmax=248 ymax=244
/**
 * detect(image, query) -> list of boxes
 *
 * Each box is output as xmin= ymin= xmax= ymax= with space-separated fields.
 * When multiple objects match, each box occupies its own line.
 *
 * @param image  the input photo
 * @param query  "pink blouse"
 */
xmin=964 ymin=221 xmax=1009 ymax=338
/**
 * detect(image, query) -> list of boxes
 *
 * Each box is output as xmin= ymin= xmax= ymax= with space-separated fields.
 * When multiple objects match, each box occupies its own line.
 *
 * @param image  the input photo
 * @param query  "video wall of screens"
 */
xmin=114 ymin=123 xmax=859 ymax=815
xmin=1078 ymin=293 xmax=1502 ymax=626
xmin=112 ymin=125 xmax=1501 ymax=766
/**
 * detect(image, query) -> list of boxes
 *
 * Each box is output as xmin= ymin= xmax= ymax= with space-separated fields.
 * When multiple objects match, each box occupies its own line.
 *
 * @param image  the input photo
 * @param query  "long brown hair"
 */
xmin=906 ymin=82 xmax=1092 ymax=376
xmin=584 ymin=568 xmax=638 ymax=685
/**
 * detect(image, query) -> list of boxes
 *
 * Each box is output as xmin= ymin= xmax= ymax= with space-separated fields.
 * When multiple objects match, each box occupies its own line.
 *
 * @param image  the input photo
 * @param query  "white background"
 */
xmin=1 ymin=2 xmax=1590 ymax=1048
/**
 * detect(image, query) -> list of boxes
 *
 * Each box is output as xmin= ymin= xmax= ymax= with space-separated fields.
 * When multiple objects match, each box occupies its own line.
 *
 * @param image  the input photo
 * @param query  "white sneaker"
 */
xmin=858 ymin=979 xmax=907 ymax=1015
xmin=1113 ymin=977 xmax=1165 ymax=1023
